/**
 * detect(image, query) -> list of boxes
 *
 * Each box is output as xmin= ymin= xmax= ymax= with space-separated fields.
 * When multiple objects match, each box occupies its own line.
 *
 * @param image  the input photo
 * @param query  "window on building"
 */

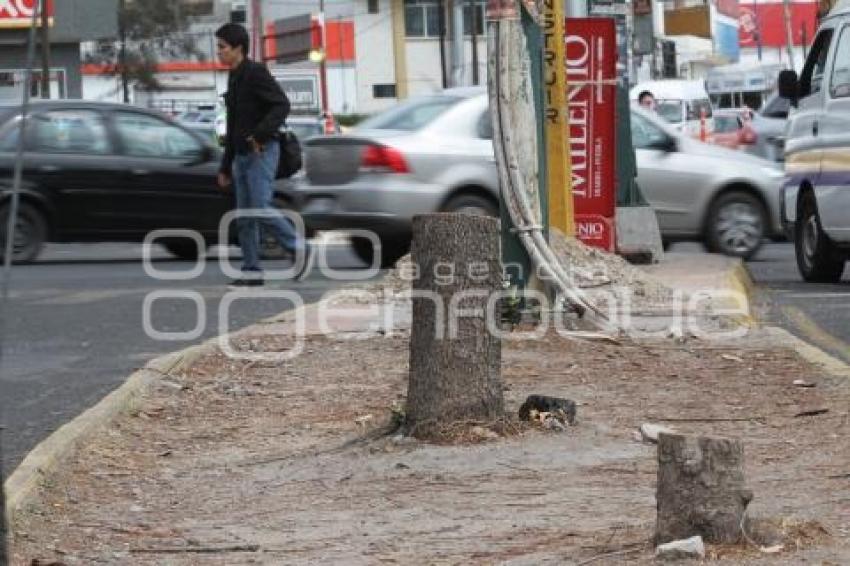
xmin=463 ymin=0 xmax=486 ymax=36
xmin=373 ymin=84 xmax=398 ymax=98
xmin=368 ymin=0 xmax=379 ymax=14
xmin=405 ymin=0 xmax=442 ymax=38
xmin=30 ymin=110 xmax=111 ymax=155
xmin=830 ymin=26 xmax=850 ymax=98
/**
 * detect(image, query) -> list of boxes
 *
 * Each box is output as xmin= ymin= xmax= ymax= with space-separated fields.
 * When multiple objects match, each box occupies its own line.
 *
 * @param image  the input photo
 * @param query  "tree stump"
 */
xmin=406 ymin=214 xmax=504 ymax=438
xmin=656 ymin=433 xmax=753 ymax=544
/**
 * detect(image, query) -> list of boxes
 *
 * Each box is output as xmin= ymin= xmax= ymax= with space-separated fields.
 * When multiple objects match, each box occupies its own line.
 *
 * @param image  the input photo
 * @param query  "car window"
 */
xmin=356 ymin=96 xmax=460 ymax=131
xmin=655 ymin=100 xmax=683 ymax=124
xmin=801 ymin=29 xmax=834 ymax=97
xmin=289 ymin=122 xmax=322 ymax=141
xmin=760 ymin=94 xmax=790 ymax=118
xmin=714 ymin=115 xmax=740 ymax=133
xmin=0 ymin=120 xmax=20 ymax=152
xmin=114 ymin=112 xmax=202 ymax=159
xmin=687 ymin=99 xmax=713 ymax=120
xmin=830 ymin=26 xmax=850 ymax=98
xmin=631 ymin=113 xmax=671 ymax=149
xmin=29 ymin=109 xmax=111 ymax=155
xmin=477 ymin=111 xmax=493 ymax=140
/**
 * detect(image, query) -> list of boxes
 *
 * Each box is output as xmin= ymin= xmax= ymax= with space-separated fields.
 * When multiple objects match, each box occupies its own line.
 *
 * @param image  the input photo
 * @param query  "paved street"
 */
xmin=0 ymin=241 xmax=373 ymax=476
xmin=747 ymin=242 xmax=850 ymax=365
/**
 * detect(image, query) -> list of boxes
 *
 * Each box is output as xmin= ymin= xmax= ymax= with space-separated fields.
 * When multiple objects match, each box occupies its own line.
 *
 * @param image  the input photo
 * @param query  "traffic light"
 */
xmin=661 ymin=40 xmax=677 ymax=78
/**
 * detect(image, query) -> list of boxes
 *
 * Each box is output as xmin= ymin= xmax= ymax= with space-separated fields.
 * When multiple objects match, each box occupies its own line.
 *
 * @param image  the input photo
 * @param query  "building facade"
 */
xmin=0 ymin=0 xmax=118 ymax=101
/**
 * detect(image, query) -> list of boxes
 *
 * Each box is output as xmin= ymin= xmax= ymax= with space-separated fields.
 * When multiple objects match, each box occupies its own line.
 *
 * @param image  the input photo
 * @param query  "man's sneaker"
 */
xmin=294 ymin=243 xmax=315 ymax=282
xmin=229 ymin=276 xmax=264 ymax=289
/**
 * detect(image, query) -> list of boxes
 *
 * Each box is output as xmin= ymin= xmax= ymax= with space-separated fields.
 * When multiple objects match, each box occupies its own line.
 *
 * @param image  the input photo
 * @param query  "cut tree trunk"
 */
xmin=656 ymin=433 xmax=753 ymax=544
xmin=406 ymin=213 xmax=504 ymax=438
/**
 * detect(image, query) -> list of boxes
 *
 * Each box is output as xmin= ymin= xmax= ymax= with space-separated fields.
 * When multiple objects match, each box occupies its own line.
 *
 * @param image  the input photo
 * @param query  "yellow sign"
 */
xmin=542 ymin=0 xmax=574 ymax=235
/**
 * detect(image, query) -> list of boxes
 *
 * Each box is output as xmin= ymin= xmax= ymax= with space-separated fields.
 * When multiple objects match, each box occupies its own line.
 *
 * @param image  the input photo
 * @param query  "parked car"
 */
xmin=708 ymin=108 xmax=759 ymax=151
xmin=0 ymin=101 xmax=296 ymax=263
xmin=292 ymin=89 xmax=784 ymax=266
xmin=776 ymin=1 xmax=850 ymax=282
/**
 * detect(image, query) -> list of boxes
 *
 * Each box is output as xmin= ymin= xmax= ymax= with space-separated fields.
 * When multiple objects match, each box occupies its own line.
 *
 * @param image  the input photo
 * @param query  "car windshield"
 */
xmin=356 ymin=96 xmax=461 ymax=131
xmin=687 ymin=99 xmax=714 ymax=120
xmin=655 ymin=100 xmax=684 ymax=123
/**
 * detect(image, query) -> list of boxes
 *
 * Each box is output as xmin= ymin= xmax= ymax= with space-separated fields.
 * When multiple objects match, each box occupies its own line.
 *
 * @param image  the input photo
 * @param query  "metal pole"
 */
xmin=782 ymin=0 xmax=796 ymax=71
xmin=319 ymin=0 xmax=329 ymax=113
xmin=119 ymin=0 xmax=130 ymax=103
xmin=438 ymin=0 xmax=448 ymax=88
xmin=451 ymin=0 xmax=464 ymax=85
xmin=470 ymin=0 xmax=479 ymax=85
xmin=40 ymin=0 xmax=50 ymax=99
xmin=1 ymin=3 xmax=42 ymax=563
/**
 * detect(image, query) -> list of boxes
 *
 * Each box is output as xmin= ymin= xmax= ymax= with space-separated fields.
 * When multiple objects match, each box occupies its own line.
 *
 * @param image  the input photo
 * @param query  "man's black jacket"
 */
xmin=220 ymin=58 xmax=290 ymax=175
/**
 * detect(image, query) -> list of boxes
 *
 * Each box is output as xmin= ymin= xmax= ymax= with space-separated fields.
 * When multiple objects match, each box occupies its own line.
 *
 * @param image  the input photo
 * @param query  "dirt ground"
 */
xmin=9 ymin=320 xmax=850 ymax=565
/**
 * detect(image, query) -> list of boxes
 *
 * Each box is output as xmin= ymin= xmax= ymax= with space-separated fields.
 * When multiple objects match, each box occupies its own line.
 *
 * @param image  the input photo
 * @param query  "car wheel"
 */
xmin=162 ymin=238 xmax=206 ymax=261
xmin=795 ymin=191 xmax=845 ymax=283
xmin=706 ymin=191 xmax=766 ymax=259
xmin=0 ymin=202 xmax=47 ymax=264
xmin=351 ymin=234 xmax=410 ymax=269
xmin=442 ymin=194 xmax=499 ymax=217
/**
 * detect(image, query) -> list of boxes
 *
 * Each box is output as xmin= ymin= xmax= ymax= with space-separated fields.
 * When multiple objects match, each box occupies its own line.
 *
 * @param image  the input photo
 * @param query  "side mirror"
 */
xmin=778 ymin=70 xmax=799 ymax=107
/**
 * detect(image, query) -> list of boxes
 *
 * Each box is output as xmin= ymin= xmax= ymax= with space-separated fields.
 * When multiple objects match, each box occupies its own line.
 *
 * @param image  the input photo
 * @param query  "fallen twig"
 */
xmin=794 ymin=409 xmax=829 ymax=418
xmin=130 ymin=544 xmax=260 ymax=554
xmin=652 ymin=416 xmax=765 ymax=423
xmin=574 ymin=544 xmax=646 ymax=565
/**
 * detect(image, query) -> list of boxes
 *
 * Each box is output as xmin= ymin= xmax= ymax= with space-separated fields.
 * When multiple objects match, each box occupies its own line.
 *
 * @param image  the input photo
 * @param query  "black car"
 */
xmin=0 ymin=101 xmax=295 ymax=262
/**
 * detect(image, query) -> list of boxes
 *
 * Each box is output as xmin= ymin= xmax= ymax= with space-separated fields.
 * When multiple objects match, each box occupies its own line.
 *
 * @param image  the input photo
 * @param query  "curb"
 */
xmin=726 ymin=259 xmax=757 ymax=327
xmin=3 ymin=342 xmax=214 ymax=526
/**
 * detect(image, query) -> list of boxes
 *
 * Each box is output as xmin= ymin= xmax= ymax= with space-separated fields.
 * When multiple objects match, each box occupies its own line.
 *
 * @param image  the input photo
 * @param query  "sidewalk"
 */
xmin=8 ymin=250 xmax=850 ymax=565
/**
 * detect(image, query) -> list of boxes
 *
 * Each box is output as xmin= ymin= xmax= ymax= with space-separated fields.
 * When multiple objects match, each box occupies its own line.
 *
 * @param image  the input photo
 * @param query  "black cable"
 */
xmin=0 ymin=1 xmax=43 ymax=563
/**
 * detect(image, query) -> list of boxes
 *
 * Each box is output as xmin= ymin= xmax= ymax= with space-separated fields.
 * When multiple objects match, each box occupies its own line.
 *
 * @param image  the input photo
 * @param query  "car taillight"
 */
xmin=361 ymin=145 xmax=409 ymax=173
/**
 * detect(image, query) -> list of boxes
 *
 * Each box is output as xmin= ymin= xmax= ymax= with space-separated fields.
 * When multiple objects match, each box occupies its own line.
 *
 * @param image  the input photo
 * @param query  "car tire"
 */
xmin=162 ymin=239 xmax=206 ymax=261
xmin=705 ymin=191 xmax=766 ymax=259
xmin=351 ymin=234 xmax=410 ymax=269
xmin=0 ymin=201 xmax=47 ymax=264
xmin=795 ymin=191 xmax=846 ymax=283
xmin=442 ymin=193 xmax=499 ymax=217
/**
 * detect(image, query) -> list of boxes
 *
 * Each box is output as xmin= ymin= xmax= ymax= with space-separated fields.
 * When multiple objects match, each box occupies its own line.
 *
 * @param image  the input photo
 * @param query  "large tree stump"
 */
xmin=656 ymin=433 xmax=753 ymax=544
xmin=406 ymin=214 xmax=504 ymax=438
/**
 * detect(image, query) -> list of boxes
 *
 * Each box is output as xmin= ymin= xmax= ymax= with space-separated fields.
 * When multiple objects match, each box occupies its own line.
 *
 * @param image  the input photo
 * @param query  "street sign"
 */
xmin=273 ymin=72 xmax=321 ymax=114
xmin=566 ymin=18 xmax=618 ymax=252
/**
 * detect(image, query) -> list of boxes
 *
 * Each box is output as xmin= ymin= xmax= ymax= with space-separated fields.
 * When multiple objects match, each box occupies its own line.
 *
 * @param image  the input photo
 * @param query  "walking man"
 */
xmin=215 ymin=23 xmax=313 ymax=286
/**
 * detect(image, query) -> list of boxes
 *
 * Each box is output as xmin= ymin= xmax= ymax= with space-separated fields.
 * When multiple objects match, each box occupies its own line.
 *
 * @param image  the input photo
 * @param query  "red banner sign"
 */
xmin=566 ymin=18 xmax=618 ymax=252
xmin=0 ymin=0 xmax=54 ymax=28
xmin=739 ymin=1 xmax=818 ymax=47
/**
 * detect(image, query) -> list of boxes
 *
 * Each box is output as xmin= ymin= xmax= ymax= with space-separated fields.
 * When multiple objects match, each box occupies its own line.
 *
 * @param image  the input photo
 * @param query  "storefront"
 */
xmin=0 ymin=0 xmax=117 ymax=101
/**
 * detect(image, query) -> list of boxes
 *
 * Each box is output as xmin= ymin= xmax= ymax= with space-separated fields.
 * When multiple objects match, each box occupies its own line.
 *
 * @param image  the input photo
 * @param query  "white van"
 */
xmin=630 ymin=80 xmax=714 ymax=137
xmin=777 ymin=0 xmax=850 ymax=282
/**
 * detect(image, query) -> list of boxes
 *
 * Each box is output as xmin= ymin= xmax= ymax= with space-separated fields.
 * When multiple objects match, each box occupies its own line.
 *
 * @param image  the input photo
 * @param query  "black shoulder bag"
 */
xmin=276 ymin=128 xmax=302 ymax=179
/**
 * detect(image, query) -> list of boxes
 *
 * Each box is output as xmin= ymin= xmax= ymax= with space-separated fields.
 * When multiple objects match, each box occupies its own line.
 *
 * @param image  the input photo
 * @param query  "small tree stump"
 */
xmin=406 ymin=214 xmax=504 ymax=438
xmin=656 ymin=433 xmax=753 ymax=544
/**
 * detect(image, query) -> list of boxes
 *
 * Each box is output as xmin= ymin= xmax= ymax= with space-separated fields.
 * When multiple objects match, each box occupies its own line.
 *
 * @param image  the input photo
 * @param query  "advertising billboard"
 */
xmin=739 ymin=0 xmax=819 ymax=47
xmin=565 ymin=18 xmax=618 ymax=252
xmin=0 ymin=0 xmax=53 ymax=28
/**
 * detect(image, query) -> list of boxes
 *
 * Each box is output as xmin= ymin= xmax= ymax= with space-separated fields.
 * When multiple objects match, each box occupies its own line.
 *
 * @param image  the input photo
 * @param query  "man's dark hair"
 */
xmin=216 ymin=23 xmax=250 ymax=55
xmin=638 ymin=90 xmax=654 ymax=104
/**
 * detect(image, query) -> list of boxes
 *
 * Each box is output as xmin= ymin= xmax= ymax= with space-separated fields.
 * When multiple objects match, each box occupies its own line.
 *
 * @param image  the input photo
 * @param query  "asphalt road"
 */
xmin=0 ymin=241 xmax=374 ymax=476
xmin=746 ymin=241 xmax=850 ymax=365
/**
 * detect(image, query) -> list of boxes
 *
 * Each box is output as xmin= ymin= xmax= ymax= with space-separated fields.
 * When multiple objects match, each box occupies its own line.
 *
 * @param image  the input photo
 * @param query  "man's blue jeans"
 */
xmin=232 ymin=142 xmax=302 ymax=273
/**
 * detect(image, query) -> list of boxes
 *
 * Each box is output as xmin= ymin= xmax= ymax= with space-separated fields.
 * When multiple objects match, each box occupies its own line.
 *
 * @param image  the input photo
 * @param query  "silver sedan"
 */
xmin=293 ymin=90 xmax=784 ymax=266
